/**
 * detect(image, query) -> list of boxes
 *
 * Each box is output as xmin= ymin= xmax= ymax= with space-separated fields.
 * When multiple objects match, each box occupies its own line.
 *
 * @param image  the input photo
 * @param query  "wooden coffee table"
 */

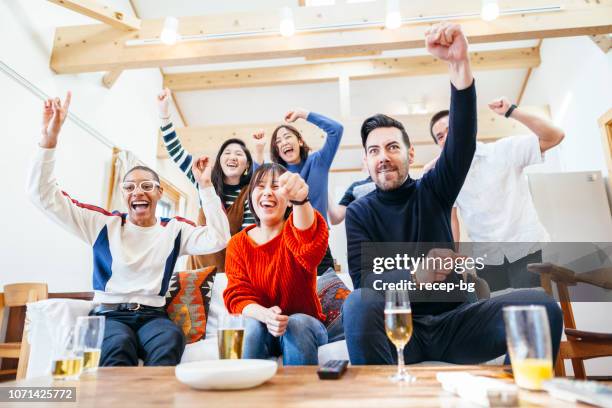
xmin=0 ymin=365 xmax=601 ymax=407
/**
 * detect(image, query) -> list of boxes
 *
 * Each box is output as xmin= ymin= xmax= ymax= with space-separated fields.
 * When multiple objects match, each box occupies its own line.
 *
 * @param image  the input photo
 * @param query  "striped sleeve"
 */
xmin=160 ymin=119 xmax=197 ymax=187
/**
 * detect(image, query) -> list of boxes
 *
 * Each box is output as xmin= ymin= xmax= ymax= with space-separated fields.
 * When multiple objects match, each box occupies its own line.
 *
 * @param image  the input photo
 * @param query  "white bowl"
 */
xmin=175 ymin=359 xmax=278 ymax=390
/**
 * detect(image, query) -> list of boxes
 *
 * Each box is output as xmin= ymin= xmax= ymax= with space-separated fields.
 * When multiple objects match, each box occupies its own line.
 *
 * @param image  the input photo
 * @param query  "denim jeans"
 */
xmin=92 ymin=309 xmax=185 ymax=366
xmin=342 ymin=288 xmax=563 ymax=365
xmin=243 ymin=314 xmax=328 ymax=365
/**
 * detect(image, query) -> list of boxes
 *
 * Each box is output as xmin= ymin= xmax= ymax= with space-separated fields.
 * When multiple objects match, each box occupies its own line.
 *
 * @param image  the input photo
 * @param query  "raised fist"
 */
xmin=157 ymin=88 xmax=171 ymax=119
xmin=252 ymin=129 xmax=266 ymax=150
xmin=488 ymin=97 xmax=512 ymax=116
xmin=192 ymin=155 xmax=213 ymax=188
xmin=284 ymin=108 xmax=309 ymax=123
xmin=425 ymin=22 xmax=469 ymax=63
xmin=278 ymin=172 xmax=309 ymax=203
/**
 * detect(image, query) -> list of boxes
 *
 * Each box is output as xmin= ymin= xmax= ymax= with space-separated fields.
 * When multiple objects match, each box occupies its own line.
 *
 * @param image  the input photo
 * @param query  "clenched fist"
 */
xmin=284 ymin=108 xmax=309 ymax=123
xmin=278 ymin=172 xmax=309 ymax=203
xmin=192 ymin=155 xmax=213 ymax=188
xmin=157 ymin=88 xmax=171 ymax=119
xmin=488 ymin=97 xmax=513 ymax=116
xmin=425 ymin=22 xmax=469 ymax=63
xmin=252 ymin=129 xmax=266 ymax=151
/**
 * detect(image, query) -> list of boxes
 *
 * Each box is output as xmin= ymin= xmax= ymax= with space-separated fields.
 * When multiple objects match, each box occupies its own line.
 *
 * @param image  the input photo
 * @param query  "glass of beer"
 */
xmin=384 ymin=290 xmax=415 ymax=383
xmin=503 ymin=305 xmax=553 ymax=390
xmin=50 ymin=325 xmax=83 ymax=380
xmin=218 ymin=314 xmax=245 ymax=359
xmin=75 ymin=316 xmax=105 ymax=373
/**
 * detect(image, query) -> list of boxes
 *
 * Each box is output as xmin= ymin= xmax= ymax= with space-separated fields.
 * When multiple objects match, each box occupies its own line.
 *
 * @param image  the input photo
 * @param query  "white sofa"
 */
xmin=25 ymin=272 xmax=354 ymax=379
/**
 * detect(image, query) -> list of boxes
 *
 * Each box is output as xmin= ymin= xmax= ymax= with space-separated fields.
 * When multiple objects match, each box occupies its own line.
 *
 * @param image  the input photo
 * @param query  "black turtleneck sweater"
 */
xmin=345 ymin=81 xmax=477 ymax=316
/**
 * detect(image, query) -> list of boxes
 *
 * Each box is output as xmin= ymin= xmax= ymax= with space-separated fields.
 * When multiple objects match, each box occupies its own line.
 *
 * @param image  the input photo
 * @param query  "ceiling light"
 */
xmin=279 ymin=7 xmax=296 ymax=37
xmin=481 ymin=0 xmax=500 ymax=21
xmin=385 ymin=0 xmax=402 ymax=30
xmin=160 ymin=16 xmax=180 ymax=45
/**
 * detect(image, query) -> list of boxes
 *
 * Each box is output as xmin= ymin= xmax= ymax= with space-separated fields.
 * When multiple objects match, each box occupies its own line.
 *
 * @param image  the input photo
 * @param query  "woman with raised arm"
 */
xmin=223 ymin=164 xmax=329 ymax=365
xmin=28 ymin=93 xmax=230 ymax=366
xmin=252 ymin=108 xmax=343 ymax=275
xmin=157 ymin=88 xmax=256 ymax=271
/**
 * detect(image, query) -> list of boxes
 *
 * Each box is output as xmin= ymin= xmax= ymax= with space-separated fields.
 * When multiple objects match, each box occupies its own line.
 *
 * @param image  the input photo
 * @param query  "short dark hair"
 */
xmin=123 ymin=166 xmax=160 ymax=183
xmin=360 ymin=114 xmax=411 ymax=149
xmin=429 ymin=110 xmax=449 ymax=144
xmin=270 ymin=125 xmax=311 ymax=166
xmin=247 ymin=163 xmax=292 ymax=227
xmin=211 ymin=138 xmax=253 ymax=198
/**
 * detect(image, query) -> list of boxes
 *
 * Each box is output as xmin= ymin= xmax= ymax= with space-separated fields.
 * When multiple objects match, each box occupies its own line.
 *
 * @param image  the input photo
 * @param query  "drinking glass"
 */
xmin=384 ymin=290 xmax=415 ymax=383
xmin=503 ymin=305 xmax=553 ymax=390
xmin=217 ymin=314 xmax=245 ymax=359
xmin=50 ymin=325 xmax=82 ymax=380
xmin=75 ymin=316 xmax=105 ymax=373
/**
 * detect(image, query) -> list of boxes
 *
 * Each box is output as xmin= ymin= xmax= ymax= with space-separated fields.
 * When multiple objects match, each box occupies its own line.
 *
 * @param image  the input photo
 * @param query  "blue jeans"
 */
xmin=243 ymin=314 xmax=328 ymax=365
xmin=93 ymin=309 xmax=185 ymax=366
xmin=342 ymin=288 xmax=563 ymax=365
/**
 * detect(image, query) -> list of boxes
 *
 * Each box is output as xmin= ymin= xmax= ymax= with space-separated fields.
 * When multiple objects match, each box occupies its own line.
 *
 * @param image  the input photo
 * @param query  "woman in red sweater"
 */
xmin=223 ymin=163 xmax=329 ymax=365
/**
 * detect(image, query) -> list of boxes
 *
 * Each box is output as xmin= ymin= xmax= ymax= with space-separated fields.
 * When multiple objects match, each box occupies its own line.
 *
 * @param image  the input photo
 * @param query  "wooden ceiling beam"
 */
xmin=163 ymin=47 xmax=540 ymax=91
xmin=156 ymin=105 xmax=550 ymax=159
xmin=50 ymin=0 xmax=612 ymax=74
xmin=47 ymin=0 xmax=141 ymax=31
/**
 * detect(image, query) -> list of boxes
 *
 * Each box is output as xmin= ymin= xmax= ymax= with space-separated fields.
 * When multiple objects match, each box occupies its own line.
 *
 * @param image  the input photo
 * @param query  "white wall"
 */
xmin=0 ymin=1 xmax=198 ymax=292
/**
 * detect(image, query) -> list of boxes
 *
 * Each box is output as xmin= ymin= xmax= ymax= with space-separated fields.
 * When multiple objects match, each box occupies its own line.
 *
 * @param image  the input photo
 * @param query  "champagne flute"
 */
xmin=384 ymin=289 xmax=415 ymax=383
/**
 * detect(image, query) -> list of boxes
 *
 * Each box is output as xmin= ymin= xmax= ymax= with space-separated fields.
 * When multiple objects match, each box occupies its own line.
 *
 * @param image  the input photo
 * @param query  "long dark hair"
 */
xmin=247 ymin=163 xmax=292 ymax=227
xmin=270 ymin=124 xmax=311 ymax=166
xmin=211 ymin=138 xmax=253 ymax=198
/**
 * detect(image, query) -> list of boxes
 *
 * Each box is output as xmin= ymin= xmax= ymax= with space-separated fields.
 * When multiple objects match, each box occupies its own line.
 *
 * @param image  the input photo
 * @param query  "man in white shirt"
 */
xmin=427 ymin=97 xmax=565 ymax=291
xmin=28 ymin=93 xmax=231 ymax=366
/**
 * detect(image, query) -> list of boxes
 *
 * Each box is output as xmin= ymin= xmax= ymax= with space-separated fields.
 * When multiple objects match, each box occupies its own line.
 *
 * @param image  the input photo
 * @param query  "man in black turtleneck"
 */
xmin=342 ymin=22 xmax=562 ymax=365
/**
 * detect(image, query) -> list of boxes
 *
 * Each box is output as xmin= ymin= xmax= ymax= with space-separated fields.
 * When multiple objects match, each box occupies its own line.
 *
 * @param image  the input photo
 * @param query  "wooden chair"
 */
xmin=527 ymin=263 xmax=612 ymax=379
xmin=0 ymin=283 xmax=48 ymax=380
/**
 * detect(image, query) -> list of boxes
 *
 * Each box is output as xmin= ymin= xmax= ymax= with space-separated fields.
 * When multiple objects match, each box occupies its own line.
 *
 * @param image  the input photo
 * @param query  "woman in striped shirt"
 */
xmin=157 ymin=89 xmax=255 ymax=271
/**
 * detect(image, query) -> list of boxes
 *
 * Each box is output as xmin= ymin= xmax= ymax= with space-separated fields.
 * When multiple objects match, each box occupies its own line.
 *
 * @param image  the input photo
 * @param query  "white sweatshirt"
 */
xmin=27 ymin=147 xmax=231 ymax=307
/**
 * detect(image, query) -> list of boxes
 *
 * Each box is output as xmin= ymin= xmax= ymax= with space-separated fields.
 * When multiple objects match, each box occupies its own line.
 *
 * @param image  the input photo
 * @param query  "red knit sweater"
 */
xmin=223 ymin=211 xmax=329 ymax=322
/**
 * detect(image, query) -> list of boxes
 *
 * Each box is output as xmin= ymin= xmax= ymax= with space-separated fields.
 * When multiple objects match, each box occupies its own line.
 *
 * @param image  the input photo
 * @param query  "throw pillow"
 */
xmin=317 ymin=268 xmax=350 ymax=328
xmin=165 ymin=266 xmax=217 ymax=343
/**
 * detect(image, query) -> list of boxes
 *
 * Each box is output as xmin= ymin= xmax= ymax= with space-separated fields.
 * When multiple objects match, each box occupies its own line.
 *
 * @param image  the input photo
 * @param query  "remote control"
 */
xmin=317 ymin=360 xmax=349 ymax=380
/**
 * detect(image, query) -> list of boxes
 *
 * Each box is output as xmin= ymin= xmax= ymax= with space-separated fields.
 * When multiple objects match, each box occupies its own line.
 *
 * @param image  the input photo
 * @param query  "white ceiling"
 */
xmin=129 ymin=1 xmax=543 ymax=169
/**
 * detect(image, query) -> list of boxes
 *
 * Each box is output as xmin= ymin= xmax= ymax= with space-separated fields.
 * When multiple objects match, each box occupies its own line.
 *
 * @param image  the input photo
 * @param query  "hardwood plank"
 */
xmin=49 ymin=0 xmax=612 ymax=73
xmin=102 ymin=69 xmax=122 ymax=88
xmin=163 ymin=47 xmax=540 ymax=91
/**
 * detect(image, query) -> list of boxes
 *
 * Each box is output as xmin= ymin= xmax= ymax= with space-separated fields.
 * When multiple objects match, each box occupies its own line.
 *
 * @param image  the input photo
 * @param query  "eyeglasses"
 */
xmin=120 ymin=180 xmax=160 ymax=193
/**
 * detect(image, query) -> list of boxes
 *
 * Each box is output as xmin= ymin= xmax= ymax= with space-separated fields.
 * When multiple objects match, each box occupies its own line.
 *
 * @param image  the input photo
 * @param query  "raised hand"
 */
xmin=278 ymin=172 xmax=309 ymax=203
xmin=425 ymin=22 xmax=468 ymax=63
xmin=252 ymin=129 xmax=266 ymax=150
xmin=284 ymin=108 xmax=309 ymax=123
xmin=265 ymin=306 xmax=289 ymax=337
xmin=157 ymin=88 xmax=172 ymax=119
xmin=41 ymin=92 xmax=72 ymax=149
xmin=488 ymin=97 xmax=512 ymax=116
xmin=191 ymin=155 xmax=213 ymax=188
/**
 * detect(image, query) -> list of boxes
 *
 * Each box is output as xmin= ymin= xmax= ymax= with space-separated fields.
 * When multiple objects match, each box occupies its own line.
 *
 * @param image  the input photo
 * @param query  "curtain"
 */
xmin=106 ymin=148 xmax=140 ymax=212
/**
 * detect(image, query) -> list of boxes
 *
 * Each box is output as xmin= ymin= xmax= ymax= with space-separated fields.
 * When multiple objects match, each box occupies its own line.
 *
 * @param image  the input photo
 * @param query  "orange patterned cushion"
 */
xmin=165 ymin=266 xmax=217 ymax=344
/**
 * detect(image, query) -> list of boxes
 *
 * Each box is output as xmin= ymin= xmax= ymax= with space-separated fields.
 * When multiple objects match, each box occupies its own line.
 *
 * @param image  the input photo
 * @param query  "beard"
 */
xmin=373 ymin=162 xmax=409 ymax=191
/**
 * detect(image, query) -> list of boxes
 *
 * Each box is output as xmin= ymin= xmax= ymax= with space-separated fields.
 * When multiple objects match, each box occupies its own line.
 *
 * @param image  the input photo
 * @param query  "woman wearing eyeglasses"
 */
xmin=157 ymin=88 xmax=256 ymax=272
xmin=27 ymin=93 xmax=231 ymax=367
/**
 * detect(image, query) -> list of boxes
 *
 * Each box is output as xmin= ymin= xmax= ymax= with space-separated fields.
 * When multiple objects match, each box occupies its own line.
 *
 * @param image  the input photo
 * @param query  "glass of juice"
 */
xmin=503 ymin=305 xmax=553 ymax=390
xmin=75 ymin=316 xmax=105 ymax=373
xmin=50 ymin=325 xmax=83 ymax=380
xmin=217 ymin=314 xmax=245 ymax=359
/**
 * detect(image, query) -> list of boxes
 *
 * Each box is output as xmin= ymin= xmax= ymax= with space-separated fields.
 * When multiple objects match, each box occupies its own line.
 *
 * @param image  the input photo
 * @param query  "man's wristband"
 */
xmin=505 ymin=104 xmax=517 ymax=118
xmin=290 ymin=197 xmax=310 ymax=206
